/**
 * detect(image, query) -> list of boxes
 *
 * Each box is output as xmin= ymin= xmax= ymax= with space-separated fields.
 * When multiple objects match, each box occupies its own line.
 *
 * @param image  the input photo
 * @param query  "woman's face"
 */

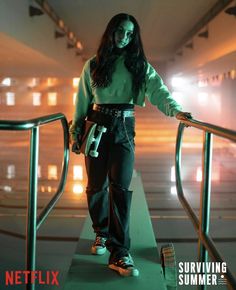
xmin=114 ymin=20 xmax=134 ymax=49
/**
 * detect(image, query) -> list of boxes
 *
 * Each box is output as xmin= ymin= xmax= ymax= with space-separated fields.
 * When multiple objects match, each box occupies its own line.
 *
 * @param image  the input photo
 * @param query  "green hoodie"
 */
xmin=72 ymin=55 xmax=182 ymax=132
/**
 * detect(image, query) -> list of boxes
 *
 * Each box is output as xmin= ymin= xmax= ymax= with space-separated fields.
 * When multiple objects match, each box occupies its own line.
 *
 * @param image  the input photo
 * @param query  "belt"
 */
xmin=92 ymin=104 xmax=135 ymax=118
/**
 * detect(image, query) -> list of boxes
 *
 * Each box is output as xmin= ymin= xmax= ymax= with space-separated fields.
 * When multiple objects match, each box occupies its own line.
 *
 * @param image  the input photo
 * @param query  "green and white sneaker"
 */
xmin=109 ymin=254 xmax=139 ymax=277
xmin=91 ymin=236 xmax=107 ymax=255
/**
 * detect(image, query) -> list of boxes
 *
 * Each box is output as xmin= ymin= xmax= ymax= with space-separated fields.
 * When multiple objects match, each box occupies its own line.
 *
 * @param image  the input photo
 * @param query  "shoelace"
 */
xmin=117 ymin=255 xmax=134 ymax=267
xmin=94 ymin=236 xmax=106 ymax=246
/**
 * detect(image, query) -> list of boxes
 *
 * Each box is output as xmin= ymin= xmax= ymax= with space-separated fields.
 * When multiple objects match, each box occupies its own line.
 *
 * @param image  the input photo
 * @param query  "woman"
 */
xmin=70 ymin=13 xmax=191 ymax=277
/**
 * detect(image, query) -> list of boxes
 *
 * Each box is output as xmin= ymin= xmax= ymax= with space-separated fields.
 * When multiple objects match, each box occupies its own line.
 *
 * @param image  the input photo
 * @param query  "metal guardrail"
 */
xmin=175 ymin=117 xmax=236 ymax=290
xmin=0 ymin=113 xmax=69 ymax=290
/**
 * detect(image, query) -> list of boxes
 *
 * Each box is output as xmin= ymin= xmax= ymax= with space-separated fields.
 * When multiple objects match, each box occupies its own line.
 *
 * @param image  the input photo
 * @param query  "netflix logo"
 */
xmin=4 ymin=270 xmax=59 ymax=286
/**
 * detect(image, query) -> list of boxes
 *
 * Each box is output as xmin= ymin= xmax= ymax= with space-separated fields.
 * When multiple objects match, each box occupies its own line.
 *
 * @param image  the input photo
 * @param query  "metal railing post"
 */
xmin=0 ymin=113 xmax=69 ymax=290
xmin=175 ymin=123 xmax=200 ymax=231
xmin=36 ymin=118 xmax=69 ymax=229
xmin=174 ymin=118 xmax=236 ymax=289
xmin=197 ymin=132 xmax=213 ymax=289
xmin=26 ymin=127 xmax=39 ymax=290
xmin=198 ymin=132 xmax=213 ymax=260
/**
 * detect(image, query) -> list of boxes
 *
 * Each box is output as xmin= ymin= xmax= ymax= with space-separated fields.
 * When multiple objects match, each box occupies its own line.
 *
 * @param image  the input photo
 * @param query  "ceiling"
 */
xmin=0 ymin=0 xmax=228 ymax=76
xmin=0 ymin=33 xmax=75 ymax=77
xmin=47 ymin=0 xmax=220 ymax=62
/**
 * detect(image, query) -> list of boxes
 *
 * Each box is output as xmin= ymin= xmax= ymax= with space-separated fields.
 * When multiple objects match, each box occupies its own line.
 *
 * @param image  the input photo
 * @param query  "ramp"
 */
xmin=63 ymin=173 xmax=167 ymax=290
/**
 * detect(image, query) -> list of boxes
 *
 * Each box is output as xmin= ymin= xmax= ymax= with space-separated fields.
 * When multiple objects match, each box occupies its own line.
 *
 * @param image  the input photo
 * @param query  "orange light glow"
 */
xmin=47 ymin=78 xmax=57 ymax=87
xmin=3 ymin=186 xmax=12 ymax=192
xmin=171 ymin=166 xmax=175 ymax=182
xmin=172 ymin=92 xmax=184 ymax=105
xmin=73 ymin=78 xmax=80 ymax=87
xmin=48 ymin=165 xmax=58 ymax=180
xmin=171 ymin=77 xmax=185 ymax=87
xmin=73 ymin=184 xmax=84 ymax=195
xmin=38 ymin=165 xmax=41 ymax=178
xmin=76 ymin=41 xmax=83 ymax=50
xmin=1 ymin=78 xmax=11 ymax=86
xmin=198 ymin=92 xmax=208 ymax=106
xmin=32 ymin=92 xmax=41 ymax=106
xmin=196 ymin=166 xmax=202 ymax=182
xmin=230 ymin=69 xmax=236 ymax=80
xmin=171 ymin=186 xmax=177 ymax=195
xmin=212 ymin=162 xmax=220 ymax=181
xmin=73 ymin=93 xmax=77 ymax=105
xmin=69 ymin=32 xmax=74 ymax=39
xmin=7 ymin=165 xmax=15 ymax=179
xmin=73 ymin=165 xmax=83 ymax=180
xmin=47 ymin=92 xmax=57 ymax=106
xmin=58 ymin=20 xmax=64 ymax=29
xmin=6 ymin=92 xmax=15 ymax=106
xmin=28 ymin=78 xmax=39 ymax=88
xmin=198 ymin=80 xmax=208 ymax=88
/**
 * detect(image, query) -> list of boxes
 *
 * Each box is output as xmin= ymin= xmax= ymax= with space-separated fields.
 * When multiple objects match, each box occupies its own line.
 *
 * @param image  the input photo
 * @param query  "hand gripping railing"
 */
xmin=175 ymin=117 xmax=236 ymax=290
xmin=0 ymin=113 xmax=69 ymax=290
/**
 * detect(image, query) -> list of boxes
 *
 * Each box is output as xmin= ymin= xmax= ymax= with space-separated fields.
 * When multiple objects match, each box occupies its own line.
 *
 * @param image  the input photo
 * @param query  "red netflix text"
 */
xmin=5 ymin=270 xmax=59 ymax=286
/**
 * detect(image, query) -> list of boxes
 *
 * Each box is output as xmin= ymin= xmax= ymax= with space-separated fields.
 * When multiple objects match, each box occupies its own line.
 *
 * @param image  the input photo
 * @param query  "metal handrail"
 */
xmin=175 ymin=118 xmax=236 ymax=290
xmin=0 ymin=113 xmax=69 ymax=290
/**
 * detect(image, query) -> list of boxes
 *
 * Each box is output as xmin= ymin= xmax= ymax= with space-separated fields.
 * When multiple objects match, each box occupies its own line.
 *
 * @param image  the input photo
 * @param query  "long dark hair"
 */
xmin=91 ymin=13 xmax=147 ymax=97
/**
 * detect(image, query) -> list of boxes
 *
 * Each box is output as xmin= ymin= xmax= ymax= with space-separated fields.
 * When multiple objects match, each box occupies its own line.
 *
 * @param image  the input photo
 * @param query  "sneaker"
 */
xmin=108 ymin=254 xmax=139 ymax=277
xmin=91 ymin=236 xmax=107 ymax=255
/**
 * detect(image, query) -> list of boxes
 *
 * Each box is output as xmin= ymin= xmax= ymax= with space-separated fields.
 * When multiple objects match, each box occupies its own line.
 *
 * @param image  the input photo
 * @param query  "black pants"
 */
xmin=85 ymin=108 xmax=135 ymax=263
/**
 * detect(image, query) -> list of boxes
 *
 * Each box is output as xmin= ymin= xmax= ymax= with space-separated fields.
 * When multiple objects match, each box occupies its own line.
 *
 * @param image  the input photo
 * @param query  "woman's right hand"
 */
xmin=69 ymin=120 xmax=84 ymax=154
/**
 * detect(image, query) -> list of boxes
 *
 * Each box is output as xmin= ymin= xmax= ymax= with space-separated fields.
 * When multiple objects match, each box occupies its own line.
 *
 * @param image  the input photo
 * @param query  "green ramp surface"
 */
xmin=63 ymin=173 xmax=167 ymax=290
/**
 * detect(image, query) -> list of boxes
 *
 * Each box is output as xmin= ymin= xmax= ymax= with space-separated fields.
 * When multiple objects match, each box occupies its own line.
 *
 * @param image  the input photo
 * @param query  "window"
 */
xmin=47 ymin=78 xmax=57 ymax=87
xmin=48 ymin=165 xmax=58 ymax=180
xmin=1 ymin=78 xmax=11 ymax=86
xmin=7 ymin=165 xmax=15 ymax=179
xmin=6 ymin=92 xmax=15 ymax=106
xmin=28 ymin=78 xmax=39 ymax=88
xmin=73 ymin=165 xmax=83 ymax=180
xmin=47 ymin=92 xmax=57 ymax=106
xmin=32 ymin=92 xmax=41 ymax=106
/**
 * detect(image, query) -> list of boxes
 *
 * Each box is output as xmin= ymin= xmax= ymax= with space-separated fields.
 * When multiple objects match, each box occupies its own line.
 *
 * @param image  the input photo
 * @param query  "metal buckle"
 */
xmin=113 ymin=109 xmax=121 ymax=117
xmin=123 ymin=111 xmax=134 ymax=118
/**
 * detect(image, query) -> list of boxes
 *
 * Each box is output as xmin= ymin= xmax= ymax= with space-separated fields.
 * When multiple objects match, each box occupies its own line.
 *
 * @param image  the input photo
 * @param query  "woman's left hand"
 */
xmin=176 ymin=111 xmax=192 ymax=121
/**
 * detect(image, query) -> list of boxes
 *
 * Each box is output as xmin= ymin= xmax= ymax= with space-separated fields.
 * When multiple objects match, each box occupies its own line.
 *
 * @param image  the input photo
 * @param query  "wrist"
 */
xmin=174 ymin=110 xmax=182 ymax=117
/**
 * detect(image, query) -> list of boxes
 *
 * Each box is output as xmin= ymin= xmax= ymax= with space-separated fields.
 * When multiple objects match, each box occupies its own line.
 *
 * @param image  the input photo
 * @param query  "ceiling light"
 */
xmin=1 ymin=78 xmax=11 ymax=86
xmin=76 ymin=41 xmax=83 ymax=50
xmin=69 ymin=32 xmax=74 ymax=40
xmin=58 ymin=19 xmax=65 ymax=29
xmin=171 ymin=77 xmax=185 ymax=87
